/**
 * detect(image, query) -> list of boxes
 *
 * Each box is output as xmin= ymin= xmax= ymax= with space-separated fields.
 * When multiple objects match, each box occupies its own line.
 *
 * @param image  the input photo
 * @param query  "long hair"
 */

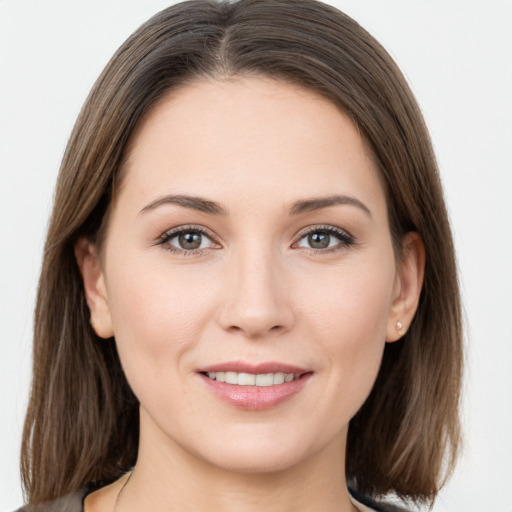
xmin=21 ymin=0 xmax=462 ymax=506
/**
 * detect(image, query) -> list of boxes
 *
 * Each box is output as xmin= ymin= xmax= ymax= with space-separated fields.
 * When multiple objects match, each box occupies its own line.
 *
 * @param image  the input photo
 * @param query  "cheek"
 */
xmin=300 ymin=256 xmax=395 ymax=412
xmin=103 ymin=252 xmax=218 ymax=379
xmin=302 ymin=254 xmax=395 ymax=339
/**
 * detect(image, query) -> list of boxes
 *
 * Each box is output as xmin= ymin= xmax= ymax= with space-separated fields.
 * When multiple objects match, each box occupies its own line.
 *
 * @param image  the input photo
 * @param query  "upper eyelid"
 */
xmin=157 ymin=226 xmax=221 ymax=256
xmin=293 ymin=225 xmax=354 ymax=250
xmin=295 ymin=224 xmax=352 ymax=239
xmin=160 ymin=224 xmax=217 ymax=240
xmin=155 ymin=225 xmax=221 ymax=253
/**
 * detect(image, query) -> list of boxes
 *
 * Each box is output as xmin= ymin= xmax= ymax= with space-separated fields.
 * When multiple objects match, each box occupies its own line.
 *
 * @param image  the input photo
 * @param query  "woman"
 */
xmin=19 ymin=1 xmax=462 ymax=511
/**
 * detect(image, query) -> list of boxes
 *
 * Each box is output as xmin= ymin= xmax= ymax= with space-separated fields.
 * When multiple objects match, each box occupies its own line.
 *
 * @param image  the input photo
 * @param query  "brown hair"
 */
xmin=21 ymin=0 xmax=462 ymax=507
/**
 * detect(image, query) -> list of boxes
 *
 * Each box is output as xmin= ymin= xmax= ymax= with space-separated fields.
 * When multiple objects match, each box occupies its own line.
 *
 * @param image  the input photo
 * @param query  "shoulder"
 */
xmin=16 ymin=487 xmax=412 ymax=512
xmin=15 ymin=490 xmax=85 ymax=512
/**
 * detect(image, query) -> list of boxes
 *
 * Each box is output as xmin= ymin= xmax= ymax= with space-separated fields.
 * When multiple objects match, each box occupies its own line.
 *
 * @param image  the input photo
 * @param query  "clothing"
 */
xmin=351 ymin=494 xmax=385 ymax=511
xmin=15 ymin=490 xmax=83 ymax=512
xmin=17 ymin=487 xmax=409 ymax=512
xmin=349 ymin=490 xmax=410 ymax=512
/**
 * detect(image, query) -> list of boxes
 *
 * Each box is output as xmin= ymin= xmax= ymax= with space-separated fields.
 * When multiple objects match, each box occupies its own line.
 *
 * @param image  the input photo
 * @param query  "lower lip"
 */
xmin=199 ymin=373 xmax=312 ymax=411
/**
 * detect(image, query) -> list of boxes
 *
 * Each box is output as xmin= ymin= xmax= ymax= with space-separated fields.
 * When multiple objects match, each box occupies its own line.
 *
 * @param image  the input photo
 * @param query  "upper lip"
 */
xmin=197 ymin=361 xmax=311 ymax=375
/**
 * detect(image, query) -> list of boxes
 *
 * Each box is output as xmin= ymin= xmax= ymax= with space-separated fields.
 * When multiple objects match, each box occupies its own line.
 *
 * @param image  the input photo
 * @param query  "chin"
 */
xmin=187 ymin=426 xmax=328 ymax=475
xmin=206 ymin=446 xmax=306 ymax=474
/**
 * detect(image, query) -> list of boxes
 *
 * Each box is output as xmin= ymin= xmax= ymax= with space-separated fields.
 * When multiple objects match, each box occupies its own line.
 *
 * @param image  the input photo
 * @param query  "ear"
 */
xmin=386 ymin=232 xmax=425 ymax=342
xmin=75 ymin=237 xmax=114 ymax=339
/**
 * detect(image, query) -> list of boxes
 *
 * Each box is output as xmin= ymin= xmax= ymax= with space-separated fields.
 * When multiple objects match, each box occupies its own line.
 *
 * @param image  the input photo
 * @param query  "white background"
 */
xmin=1 ymin=1 xmax=511 ymax=510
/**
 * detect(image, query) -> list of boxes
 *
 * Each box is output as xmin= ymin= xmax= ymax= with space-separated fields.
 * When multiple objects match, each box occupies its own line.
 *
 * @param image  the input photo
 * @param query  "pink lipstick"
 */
xmin=197 ymin=361 xmax=313 ymax=410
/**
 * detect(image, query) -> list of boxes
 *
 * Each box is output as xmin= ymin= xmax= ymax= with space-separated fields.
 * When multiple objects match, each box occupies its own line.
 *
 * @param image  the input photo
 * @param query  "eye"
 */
xmin=294 ymin=226 xmax=353 ymax=252
xmin=158 ymin=226 xmax=218 ymax=254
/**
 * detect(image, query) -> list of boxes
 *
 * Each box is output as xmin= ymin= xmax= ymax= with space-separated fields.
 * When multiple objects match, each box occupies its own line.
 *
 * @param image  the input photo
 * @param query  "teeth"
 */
xmin=256 ymin=373 xmax=274 ymax=386
xmin=206 ymin=371 xmax=298 ymax=386
xmin=237 ymin=372 xmax=256 ymax=386
xmin=225 ymin=371 xmax=237 ymax=384
xmin=273 ymin=372 xmax=285 ymax=384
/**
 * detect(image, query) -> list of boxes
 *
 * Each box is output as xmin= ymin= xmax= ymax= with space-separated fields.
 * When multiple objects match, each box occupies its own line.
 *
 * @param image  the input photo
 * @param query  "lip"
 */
xmin=197 ymin=361 xmax=313 ymax=411
xmin=198 ymin=361 xmax=310 ymax=375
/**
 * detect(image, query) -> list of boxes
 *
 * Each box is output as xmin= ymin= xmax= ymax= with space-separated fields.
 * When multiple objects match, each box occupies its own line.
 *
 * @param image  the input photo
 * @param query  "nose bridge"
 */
xmin=218 ymin=239 xmax=294 ymax=338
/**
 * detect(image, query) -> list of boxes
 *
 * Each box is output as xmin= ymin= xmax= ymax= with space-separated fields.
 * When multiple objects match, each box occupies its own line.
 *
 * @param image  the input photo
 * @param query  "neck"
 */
xmin=117 ymin=415 xmax=356 ymax=512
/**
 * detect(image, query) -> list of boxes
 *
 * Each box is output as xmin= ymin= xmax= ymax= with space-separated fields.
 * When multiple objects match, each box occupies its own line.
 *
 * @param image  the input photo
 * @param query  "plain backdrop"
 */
xmin=1 ymin=1 xmax=511 ymax=511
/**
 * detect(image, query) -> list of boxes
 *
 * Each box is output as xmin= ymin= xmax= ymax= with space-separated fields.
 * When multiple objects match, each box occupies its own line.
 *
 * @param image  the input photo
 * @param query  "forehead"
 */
xmin=118 ymin=77 xmax=386 ymax=217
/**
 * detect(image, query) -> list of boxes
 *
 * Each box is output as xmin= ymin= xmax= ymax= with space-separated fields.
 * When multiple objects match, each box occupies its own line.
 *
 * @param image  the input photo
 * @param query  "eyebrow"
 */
xmin=139 ymin=193 xmax=371 ymax=218
xmin=288 ymin=195 xmax=371 ymax=217
xmin=139 ymin=194 xmax=229 ymax=216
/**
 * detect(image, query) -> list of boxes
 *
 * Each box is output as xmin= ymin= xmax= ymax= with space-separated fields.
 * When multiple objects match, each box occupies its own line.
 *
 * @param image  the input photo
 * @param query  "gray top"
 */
xmin=17 ymin=490 xmax=83 ymax=512
xmin=17 ymin=488 xmax=410 ymax=512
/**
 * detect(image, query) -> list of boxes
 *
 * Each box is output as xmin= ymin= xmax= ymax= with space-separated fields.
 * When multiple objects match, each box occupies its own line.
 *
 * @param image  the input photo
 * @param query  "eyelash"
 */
xmin=157 ymin=224 xmax=354 ymax=256
xmin=293 ymin=225 xmax=354 ymax=254
xmin=158 ymin=225 xmax=220 ymax=256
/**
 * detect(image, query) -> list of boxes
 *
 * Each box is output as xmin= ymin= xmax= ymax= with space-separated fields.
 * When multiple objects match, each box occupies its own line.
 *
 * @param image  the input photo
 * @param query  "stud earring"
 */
xmin=396 ymin=320 xmax=403 ymax=331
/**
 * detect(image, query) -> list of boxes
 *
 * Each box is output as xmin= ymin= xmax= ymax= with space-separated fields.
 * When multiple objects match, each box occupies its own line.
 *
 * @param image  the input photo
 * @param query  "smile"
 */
xmin=204 ymin=371 xmax=298 ymax=386
xmin=197 ymin=362 xmax=313 ymax=410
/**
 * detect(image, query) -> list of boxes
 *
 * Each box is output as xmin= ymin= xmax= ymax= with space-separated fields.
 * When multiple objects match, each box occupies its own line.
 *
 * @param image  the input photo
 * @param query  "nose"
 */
xmin=217 ymin=246 xmax=295 ymax=339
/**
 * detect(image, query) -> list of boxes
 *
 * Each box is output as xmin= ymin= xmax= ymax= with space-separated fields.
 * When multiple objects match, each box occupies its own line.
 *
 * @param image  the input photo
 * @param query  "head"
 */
xmin=22 ymin=0 xmax=462 ymax=506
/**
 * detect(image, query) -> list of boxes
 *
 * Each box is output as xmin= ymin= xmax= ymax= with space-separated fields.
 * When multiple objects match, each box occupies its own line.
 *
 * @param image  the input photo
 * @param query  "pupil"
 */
xmin=308 ymin=232 xmax=330 ymax=249
xmin=179 ymin=232 xmax=202 ymax=249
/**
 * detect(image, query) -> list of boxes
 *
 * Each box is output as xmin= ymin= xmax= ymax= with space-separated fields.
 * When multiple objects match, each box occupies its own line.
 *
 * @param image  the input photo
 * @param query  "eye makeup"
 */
xmin=293 ymin=225 xmax=355 ymax=254
xmin=157 ymin=224 xmax=221 ymax=256
xmin=156 ymin=222 xmax=355 ymax=257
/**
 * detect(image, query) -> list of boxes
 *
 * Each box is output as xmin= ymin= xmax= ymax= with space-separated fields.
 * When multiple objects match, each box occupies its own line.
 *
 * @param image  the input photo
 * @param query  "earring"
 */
xmin=90 ymin=318 xmax=96 ymax=330
xmin=396 ymin=320 xmax=403 ymax=331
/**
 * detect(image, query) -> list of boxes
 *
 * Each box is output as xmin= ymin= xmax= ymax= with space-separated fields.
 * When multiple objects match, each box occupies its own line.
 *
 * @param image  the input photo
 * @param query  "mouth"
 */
xmin=197 ymin=362 xmax=313 ymax=410
xmin=201 ymin=371 xmax=302 ymax=386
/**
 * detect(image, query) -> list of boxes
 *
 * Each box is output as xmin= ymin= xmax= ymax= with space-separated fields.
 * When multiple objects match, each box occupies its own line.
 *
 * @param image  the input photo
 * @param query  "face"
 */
xmin=81 ymin=77 xmax=418 ymax=475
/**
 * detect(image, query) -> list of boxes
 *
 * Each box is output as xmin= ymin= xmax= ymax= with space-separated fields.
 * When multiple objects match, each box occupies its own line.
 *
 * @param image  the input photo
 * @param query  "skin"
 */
xmin=78 ymin=77 xmax=424 ymax=512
